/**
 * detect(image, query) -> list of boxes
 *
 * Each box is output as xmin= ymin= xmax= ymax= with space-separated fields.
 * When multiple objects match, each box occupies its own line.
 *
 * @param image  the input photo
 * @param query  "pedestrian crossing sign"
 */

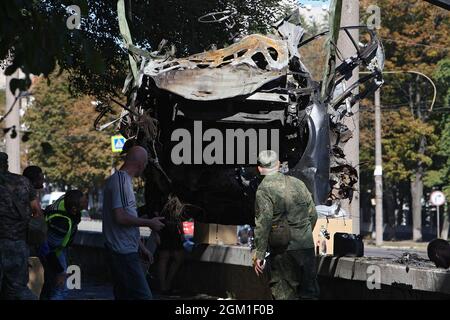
xmin=111 ymin=135 xmax=126 ymax=153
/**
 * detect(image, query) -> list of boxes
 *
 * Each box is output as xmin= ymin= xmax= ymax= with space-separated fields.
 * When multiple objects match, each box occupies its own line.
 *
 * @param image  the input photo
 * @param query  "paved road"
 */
xmin=364 ymin=245 xmax=428 ymax=259
xmin=66 ymin=284 xmax=113 ymax=300
xmin=66 ymin=283 xmax=221 ymax=300
xmin=68 ymin=247 xmax=431 ymax=300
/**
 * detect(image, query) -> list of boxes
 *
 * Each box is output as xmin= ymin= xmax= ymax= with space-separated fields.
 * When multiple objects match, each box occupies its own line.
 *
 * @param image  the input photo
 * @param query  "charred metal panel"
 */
xmin=144 ymin=35 xmax=289 ymax=101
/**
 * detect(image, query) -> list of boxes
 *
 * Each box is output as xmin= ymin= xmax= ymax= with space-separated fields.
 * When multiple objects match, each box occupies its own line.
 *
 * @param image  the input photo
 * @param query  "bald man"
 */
xmin=102 ymin=146 xmax=165 ymax=300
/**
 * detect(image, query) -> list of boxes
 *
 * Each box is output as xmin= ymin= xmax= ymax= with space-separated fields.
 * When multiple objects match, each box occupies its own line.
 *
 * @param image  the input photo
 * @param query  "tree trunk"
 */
xmin=409 ymin=82 xmax=414 ymax=115
xmin=441 ymin=205 xmax=449 ymax=240
xmin=411 ymin=77 xmax=425 ymax=241
xmin=411 ymin=132 xmax=426 ymax=241
xmin=384 ymin=187 xmax=396 ymax=240
xmin=411 ymin=170 xmax=424 ymax=241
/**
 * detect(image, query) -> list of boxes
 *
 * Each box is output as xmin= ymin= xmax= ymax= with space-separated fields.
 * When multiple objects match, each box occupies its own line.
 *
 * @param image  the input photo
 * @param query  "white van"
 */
xmin=41 ymin=192 xmax=65 ymax=210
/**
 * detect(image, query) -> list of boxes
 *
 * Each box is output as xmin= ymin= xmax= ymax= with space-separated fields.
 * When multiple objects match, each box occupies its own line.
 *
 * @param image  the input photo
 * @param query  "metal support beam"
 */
xmin=338 ymin=0 xmax=360 ymax=234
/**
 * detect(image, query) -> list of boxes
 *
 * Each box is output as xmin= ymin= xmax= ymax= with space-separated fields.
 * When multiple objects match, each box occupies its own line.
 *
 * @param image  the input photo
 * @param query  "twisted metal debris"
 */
xmin=94 ymin=0 xmax=385 ymax=223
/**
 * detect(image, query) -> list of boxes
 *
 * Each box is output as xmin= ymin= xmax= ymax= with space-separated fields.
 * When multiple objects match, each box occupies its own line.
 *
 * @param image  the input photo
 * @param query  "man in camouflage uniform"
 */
xmin=253 ymin=150 xmax=319 ymax=300
xmin=0 ymin=152 xmax=38 ymax=299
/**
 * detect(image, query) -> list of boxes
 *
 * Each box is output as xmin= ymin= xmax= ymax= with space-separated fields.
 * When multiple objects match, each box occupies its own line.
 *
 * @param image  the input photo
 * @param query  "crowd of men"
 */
xmin=0 ymin=152 xmax=87 ymax=299
xmin=1 ymin=147 xmax=449 ymax=300
xmin=0 ymin=146 xmax=322 ymax=300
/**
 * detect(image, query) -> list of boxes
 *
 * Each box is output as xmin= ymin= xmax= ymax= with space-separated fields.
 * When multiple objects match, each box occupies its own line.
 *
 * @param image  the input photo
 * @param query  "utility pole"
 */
xmin=374 ymin=89 xmax=383 ymax=246
xmin=5 ymin=70 xmax=21 ymax=174
xmin=338 ymin=0 xmax=360 ymax=234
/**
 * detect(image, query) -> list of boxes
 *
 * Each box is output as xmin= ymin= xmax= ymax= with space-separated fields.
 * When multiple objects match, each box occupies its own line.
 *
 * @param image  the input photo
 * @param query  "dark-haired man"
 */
xmin=23 ymin=166 xmax=45 ymax=191
xmin=39 ymin=190 xmax=87 ymax=300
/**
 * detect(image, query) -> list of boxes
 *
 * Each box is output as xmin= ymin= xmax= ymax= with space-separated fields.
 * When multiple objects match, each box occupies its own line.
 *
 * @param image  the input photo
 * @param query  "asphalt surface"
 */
xmin=66 ymin=244 xmax=431 ymax=300
xmin=364 ymin=246 xmax=427 ymax=259
xmin=66 ymin=284 xmax=220 ymax=300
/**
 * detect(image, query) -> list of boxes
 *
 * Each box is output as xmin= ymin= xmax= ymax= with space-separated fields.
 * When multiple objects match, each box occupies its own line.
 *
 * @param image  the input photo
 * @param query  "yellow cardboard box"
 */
xmin=313 ymin=218 xmax=353 ymax=255
xmin=194 ymin=222 xmax=238 ymax=245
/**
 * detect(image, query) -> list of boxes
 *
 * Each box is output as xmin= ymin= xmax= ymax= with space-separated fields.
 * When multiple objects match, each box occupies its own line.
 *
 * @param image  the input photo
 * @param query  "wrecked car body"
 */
xmin=143 ymin=34 xmax=289 ymax=101
xmin=97 ymin=1 xmax=384 ymax=224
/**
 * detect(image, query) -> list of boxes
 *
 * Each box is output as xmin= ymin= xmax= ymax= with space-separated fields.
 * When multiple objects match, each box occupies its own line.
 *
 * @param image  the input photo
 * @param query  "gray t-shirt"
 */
xmin=102 ymin=171 xmax=140 ymax=254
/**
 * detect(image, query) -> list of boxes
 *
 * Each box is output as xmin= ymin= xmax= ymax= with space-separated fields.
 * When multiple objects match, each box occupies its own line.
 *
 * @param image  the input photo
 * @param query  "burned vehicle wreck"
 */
xmin=96 ymin=3 xmax=384 ymax=225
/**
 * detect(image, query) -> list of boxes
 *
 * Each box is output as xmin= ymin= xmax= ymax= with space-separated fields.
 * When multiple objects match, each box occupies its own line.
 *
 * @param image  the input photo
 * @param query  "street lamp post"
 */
xmin=360 ymin=70 xmax=437 ymax=245
xmin=374 ymin=89 xmax=383 ymax=246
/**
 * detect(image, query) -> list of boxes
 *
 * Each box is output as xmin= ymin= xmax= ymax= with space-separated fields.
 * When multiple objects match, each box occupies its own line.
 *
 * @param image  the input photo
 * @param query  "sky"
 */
xmin=298 ymin=0 xmax=330 ymax=7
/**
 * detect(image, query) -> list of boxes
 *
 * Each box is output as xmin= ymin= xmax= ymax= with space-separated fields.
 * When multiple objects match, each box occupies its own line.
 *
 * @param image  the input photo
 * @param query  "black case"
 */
xmin=333 ymin=232 xmax=364 ymax=257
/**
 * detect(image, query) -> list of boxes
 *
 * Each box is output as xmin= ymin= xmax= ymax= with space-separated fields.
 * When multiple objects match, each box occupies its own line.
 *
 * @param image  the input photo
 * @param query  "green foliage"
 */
xmin=425 ymin=113 xmax=450 ymax=199
xmin=381 ymin=108 xmax=438 ymax=182
xmin=2 ymin=1 xmax=291 ymax=189
xmin=297 ymin=8 xmax=329 ymax=81
xmin=23 ymin=71 xmax=115 ymax=190
xmin=1 ymin=0 xmax=287 ymax=99
xmin=359 ymin=0 xmax=449 ymax=194
xmin=360 ymin=0 xmax=449 ymax=115
xmin=434 ymin=58 xmax=450 ymax=107
xmin=365 ymin=0 xmax=449 ymax=73
xmin=360 ymin=106 xmax=438 ymax=187
xmin=0 ymin=0 xmax=104 ymax=93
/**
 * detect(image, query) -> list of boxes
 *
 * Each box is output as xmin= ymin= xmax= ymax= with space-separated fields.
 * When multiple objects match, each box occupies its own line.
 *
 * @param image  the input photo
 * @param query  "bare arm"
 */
xmin=138 ymin=239 xmax=154 ymax=264
xmin=113 ymin=207 xmax=165 ymax=231
xmin=30 ymin=199 xmax=43 ymax=217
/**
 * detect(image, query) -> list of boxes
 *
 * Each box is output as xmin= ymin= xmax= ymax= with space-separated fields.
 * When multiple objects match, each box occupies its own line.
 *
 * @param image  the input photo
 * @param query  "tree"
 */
xmin=433 ymin=59 xmax=450 ymax=106
xmin=23 ymin=71 xmax=114 ymax=191
xmin=1 ymin=0 xmax=288 ymax=99
xmin=359 ymin=0 xmax=449 ymax=240
xmin=298 ymin=10 xmax=329 ymax=81
xmin=2 ymin=0 xmax=293 ymax=204
xmin=360 ymin=104 xmax=438 ymax=235
xmin=425 ymin=59 xmax=450 ymax=199
xmin=424 ymin=59 xmax=450 ymax=239
xmin=0 ymin=1 xmax=103 ymax=92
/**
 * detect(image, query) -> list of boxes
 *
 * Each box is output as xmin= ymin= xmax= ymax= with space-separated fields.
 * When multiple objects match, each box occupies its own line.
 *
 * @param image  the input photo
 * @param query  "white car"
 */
xmin=40 ymin=192 xmax=65 ymax=209
xmin=315 ymin=204 xmax=348 ymax=218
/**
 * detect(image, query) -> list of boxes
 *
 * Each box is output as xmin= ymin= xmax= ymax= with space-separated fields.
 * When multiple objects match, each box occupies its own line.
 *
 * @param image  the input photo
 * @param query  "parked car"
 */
xmin=40 ymin=191 xmax=65 ymax=210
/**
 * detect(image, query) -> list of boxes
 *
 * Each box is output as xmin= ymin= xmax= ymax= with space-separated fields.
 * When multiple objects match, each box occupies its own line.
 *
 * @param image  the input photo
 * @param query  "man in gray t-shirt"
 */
xmin=103 ymin=170 xmax=140 ymax=254
xmin=102 ymin=146 xmax=165 ymax=300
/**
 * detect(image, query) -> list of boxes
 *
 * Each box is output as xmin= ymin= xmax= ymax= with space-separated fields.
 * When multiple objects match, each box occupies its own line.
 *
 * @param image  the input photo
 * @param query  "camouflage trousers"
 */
xmin=268 ymin=248 xmax=320 ymax=300
xmin=0 ymin=239 xmax=37 ymax=300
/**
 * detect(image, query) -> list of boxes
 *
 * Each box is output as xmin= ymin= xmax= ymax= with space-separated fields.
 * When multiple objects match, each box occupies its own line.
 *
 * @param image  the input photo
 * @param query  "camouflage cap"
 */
xmin=257 ymin=150 xmax=278 ymax=169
